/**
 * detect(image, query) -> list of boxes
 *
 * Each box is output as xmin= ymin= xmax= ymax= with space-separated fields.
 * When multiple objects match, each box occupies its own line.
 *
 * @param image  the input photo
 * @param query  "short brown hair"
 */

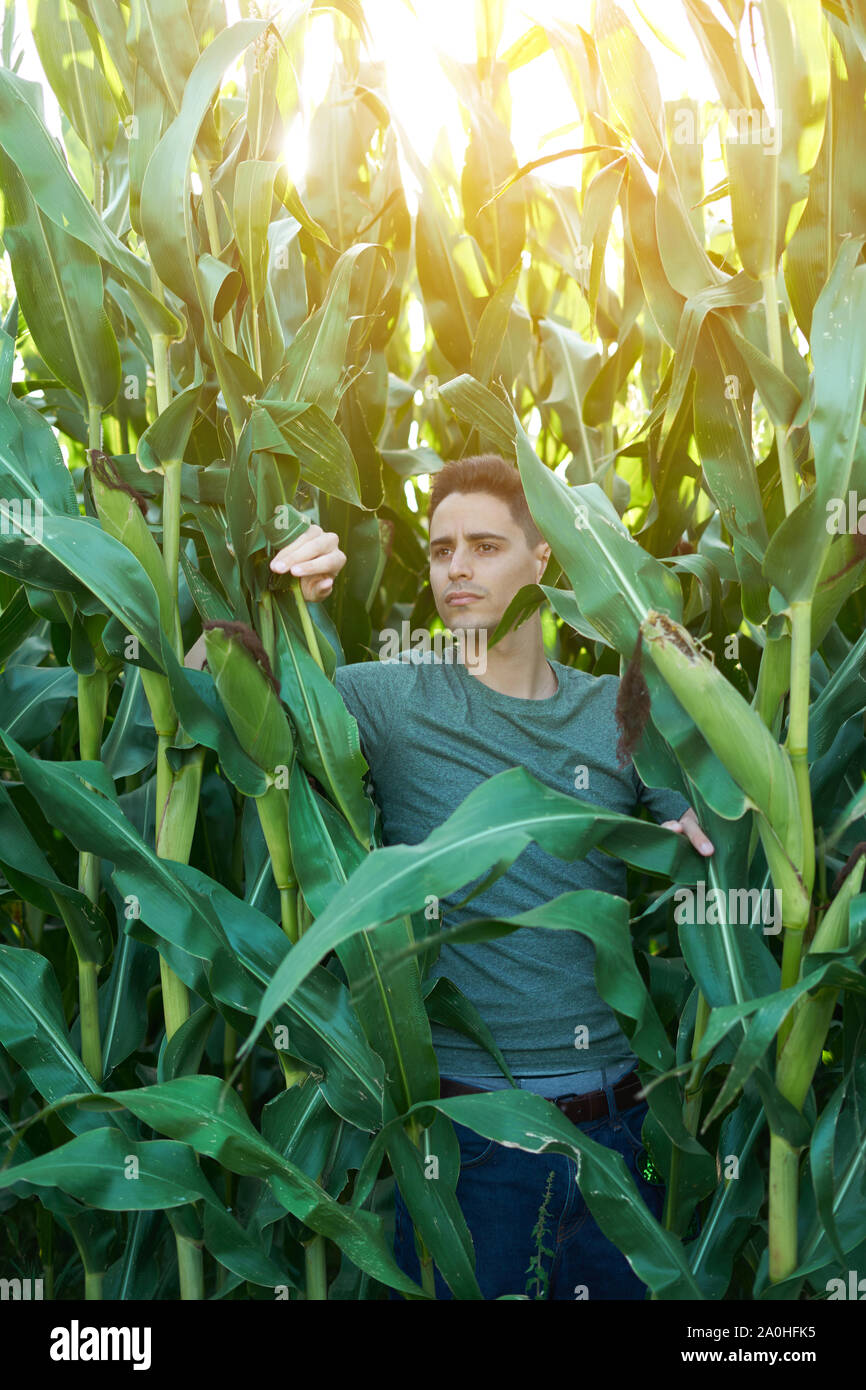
xmin=428 ymin=454 xmax=544 ymax=548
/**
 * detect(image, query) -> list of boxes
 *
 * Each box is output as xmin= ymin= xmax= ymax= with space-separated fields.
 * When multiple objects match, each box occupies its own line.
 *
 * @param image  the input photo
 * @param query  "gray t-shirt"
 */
xmin=333 ymin=653 xmax=689 ymax=1080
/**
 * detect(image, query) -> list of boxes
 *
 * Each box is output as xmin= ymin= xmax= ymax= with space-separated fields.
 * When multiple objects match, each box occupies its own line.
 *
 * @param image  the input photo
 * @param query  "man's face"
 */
xmin=428 ymin=490 xmax=550 ymax=634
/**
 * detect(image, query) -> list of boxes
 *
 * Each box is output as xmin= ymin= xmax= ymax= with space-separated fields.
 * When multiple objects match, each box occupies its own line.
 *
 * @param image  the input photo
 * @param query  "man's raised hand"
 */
xmin=269 ymin=523 xmax=346 ymax=602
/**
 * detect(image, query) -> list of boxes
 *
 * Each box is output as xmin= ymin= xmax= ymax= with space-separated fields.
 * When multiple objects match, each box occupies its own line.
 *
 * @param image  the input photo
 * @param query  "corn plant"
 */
xmin=0 ymin=0 xmax=864 ymax=1302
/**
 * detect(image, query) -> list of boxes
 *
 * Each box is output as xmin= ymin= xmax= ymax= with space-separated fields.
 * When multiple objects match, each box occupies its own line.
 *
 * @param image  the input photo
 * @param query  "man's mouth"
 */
xmin=446 ymin=593 xmax=483 ymax=605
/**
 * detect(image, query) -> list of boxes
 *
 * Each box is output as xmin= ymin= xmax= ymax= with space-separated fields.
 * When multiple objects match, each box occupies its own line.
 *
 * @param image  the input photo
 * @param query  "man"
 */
xmin=265 ymin=453 xmax=714 ymax=1299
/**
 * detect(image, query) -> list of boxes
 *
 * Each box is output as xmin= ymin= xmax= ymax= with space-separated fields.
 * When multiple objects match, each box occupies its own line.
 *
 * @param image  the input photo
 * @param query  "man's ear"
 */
xmin=536 ymin=542 xmax=551 ymax=582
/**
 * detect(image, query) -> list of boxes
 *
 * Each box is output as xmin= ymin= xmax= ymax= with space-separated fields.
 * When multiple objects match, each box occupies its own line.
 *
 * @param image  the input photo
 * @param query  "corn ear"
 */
xmin=640 ymin=610 xmax=804 ymax=869
xmin=203 ymin=624 xmax=294 ymax=775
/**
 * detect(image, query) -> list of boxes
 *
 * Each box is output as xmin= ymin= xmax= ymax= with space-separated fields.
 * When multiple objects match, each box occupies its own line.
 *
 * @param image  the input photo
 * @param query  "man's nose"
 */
xmin=448 ymin=544 xmax=472 ymax=579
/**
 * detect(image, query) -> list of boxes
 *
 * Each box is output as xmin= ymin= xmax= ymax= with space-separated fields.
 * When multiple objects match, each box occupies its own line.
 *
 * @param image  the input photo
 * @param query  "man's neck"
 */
xmin=459 ymin=618 xmax=558 ymax=700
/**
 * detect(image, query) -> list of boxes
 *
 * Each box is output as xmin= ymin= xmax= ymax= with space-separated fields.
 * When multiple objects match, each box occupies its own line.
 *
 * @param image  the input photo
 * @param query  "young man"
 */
xmin=265 ymin=453 xmax=713 ymax=1300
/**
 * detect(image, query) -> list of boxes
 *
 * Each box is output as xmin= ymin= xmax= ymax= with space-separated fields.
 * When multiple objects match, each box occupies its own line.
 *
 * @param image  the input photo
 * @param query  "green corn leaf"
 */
xmin=77 ymin=1075 xmax=427 ymax=1298
xmin=0 ymin=1122 xmax=296 ymax=1289
xmin=415 ymin=167 xmax=485 ymax=372
xmin=688 ymin=1095 xmax=766 ymax=1298
xmin=0 ymin=944 xmax=132 ymax=1135
xmin=197 ymin=252 xmax=242 ymax=328
xmin=273 ymin=602 xmax=372 ymax=845
xmin=809 ymin=1058 xmax=866 ymax=1269
xmin=237 ymin=764 xmax=704 ymax=1061
xmin=512 ymin=406 xmax=682 ymax=652
xmin=136 ymin=372 xmax=203 ymax=473
xmin=384 ymin=1113 xmax=483 ymax=1298
xmin=128 ymin=62 xmax=167 ymax=237
xmin=0 ymin=664 xmax=77 ymax=746
xmin=0 ymin=148 xmax=121 ymax=408
xmin=423 ymin=976 xmax=518 ymax=1084
xmin=140 ymin=19 xmax=268 ymax=306
xmin=234 ymin=159 xmax=280 ymax=310
xmin=0 ymin=585 xmax=40 ymax=665
xmin=265 ymin=242 xmax=388 ymax=418
xmin=28 ymin=0 xmax=118 ymax=164
xmin=594 ymin=0 xmax=664 ymax=170
xmin=412 ymin=1089 xmax=704 ymax=1299
xmin=0 ymin=67 xmax=181 ymax=338
xmin=764 ymin=236 xmax=866 ymax=603
xmin=127 ymin=0 xmax=209 ymax=119
xmin=251 ymin=400 xmax=363 ymax=508
xmin=439 ymin=372 xmax=516 ymax=454
xmin=725 ymin=0 xmax=828 ymax=278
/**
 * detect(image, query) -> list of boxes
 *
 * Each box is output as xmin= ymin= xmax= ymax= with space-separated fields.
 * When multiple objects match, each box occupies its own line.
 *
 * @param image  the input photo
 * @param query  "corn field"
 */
xmin=0 ymin=0 xmax=865 ymax=1306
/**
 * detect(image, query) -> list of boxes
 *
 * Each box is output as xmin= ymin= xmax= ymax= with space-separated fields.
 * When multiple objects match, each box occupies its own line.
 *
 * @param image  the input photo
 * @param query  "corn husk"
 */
xmin=641 ymin=610 xmax=804 ymax=871
xmin=203 ymin=624 xmax=294 ymax=777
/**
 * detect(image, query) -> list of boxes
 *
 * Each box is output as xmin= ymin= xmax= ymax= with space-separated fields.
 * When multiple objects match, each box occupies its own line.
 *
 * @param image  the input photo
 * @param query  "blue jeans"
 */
xmin=389 ymin=1096 xmax=666 ymax=1300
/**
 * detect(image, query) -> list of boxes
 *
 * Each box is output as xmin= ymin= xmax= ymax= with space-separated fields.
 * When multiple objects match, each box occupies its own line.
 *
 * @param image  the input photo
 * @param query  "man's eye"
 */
xmin=478 ymin=543 xmax=497 ymax=552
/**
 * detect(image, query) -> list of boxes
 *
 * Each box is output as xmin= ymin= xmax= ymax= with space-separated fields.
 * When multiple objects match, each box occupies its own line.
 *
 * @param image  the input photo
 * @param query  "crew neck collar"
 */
xmin=452 ymin=656 xmax=564 ymax=707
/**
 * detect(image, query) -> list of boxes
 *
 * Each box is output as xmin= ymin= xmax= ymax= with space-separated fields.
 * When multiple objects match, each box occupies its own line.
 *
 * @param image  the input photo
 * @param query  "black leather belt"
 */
xmin=438 ymin=1069 xmax=644 ymax=1126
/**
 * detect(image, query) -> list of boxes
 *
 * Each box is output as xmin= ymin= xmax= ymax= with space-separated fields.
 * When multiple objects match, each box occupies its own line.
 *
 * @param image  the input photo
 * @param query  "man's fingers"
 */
xmin=660 ymin=816 xmax=714 ymax=856
xmin=269 ymin=525 xmax=338 ymax=572
xmin=287 ymin=550 xmax=344 ymax=577
xmin=688 ymin=825 xmax=715 ymax=856
xmin=300 ymin=574 xmax=334 ymax=603
xmin=285 ymin=530 xmax=338 ymax=565
xmin=680 ymin=809 xmax=714 ymax=855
